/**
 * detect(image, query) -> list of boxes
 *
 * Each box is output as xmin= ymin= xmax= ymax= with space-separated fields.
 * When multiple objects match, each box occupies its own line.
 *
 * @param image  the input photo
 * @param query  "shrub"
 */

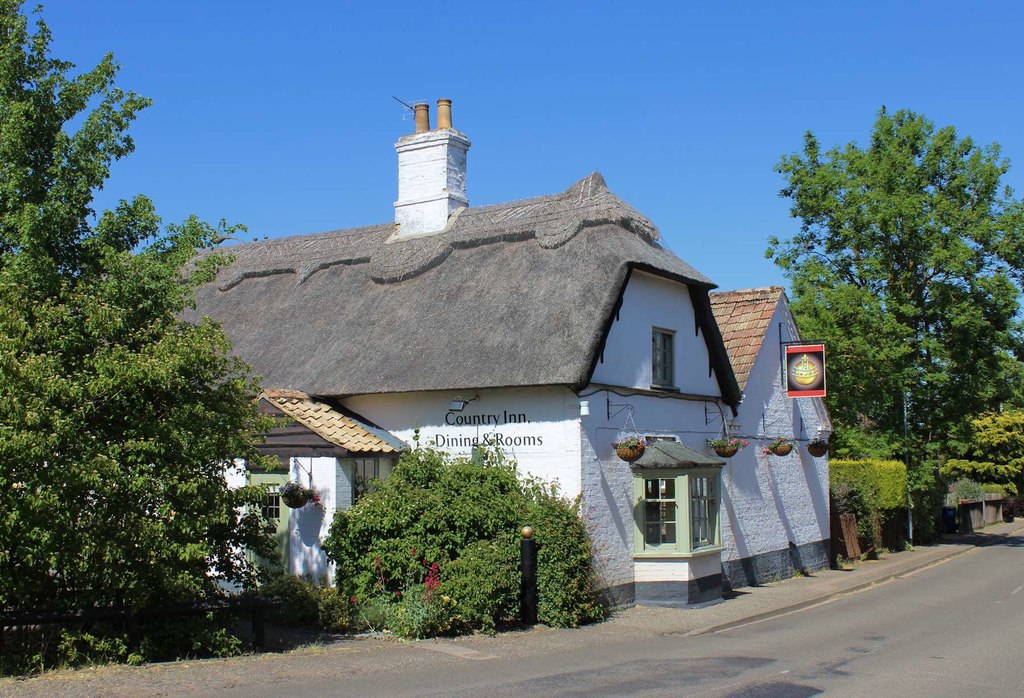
xmin=260 ymin=573 xmax=351 ymax=632
xmin=1003 ymin=497 xmax=1024 ymax=521
xmin=948 ymin=478 xmax=985 ymax=504
xmin=442 ymin=539 xmax=519 ymax=633
xmin=0 ymin=611 xmax=250 ymax=677
xmin=525 ymin=481 xmax=606 ymax=627
xmin=323 ymin=446 xmax=605 ymax=637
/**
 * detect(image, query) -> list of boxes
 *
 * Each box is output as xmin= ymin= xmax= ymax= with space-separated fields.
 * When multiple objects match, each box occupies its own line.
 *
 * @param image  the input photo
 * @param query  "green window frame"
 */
xmin=633 ymin=467 xmax=722 ymax=557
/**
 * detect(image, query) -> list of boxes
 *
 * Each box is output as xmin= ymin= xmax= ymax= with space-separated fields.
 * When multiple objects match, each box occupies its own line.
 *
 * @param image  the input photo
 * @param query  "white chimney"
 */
xmin=393 ymin=98 xmax=470 ymax=238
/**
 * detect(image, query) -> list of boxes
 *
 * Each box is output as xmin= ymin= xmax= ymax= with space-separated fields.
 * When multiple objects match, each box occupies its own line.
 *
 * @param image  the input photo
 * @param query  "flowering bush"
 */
xmin=706 ymin=437 xmax=749 ymax=450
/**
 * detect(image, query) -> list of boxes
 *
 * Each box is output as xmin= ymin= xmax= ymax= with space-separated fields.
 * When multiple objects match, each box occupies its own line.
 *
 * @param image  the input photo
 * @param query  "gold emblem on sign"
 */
xmin=791 ymin=354 xmax=819 ymax=386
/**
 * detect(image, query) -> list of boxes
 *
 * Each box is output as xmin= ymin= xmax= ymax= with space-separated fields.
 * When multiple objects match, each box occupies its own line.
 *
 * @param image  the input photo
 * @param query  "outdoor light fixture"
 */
xmin=447 ymin=395 xmax=479 ymax=412
xmin=579 ymin=400 xmax=590 ymax=417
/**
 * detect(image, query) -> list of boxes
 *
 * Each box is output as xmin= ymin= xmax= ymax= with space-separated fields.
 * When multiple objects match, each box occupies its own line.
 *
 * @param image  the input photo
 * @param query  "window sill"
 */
xmin=634 ymin=545 xmax=723 ymax=560
xmin=649 ymin=384 xmax=680 ymax=393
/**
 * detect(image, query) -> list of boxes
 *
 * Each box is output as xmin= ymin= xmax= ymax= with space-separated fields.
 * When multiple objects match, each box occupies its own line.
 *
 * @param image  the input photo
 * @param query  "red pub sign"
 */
xmin=785 ymin=344 xmax=826 ymax=398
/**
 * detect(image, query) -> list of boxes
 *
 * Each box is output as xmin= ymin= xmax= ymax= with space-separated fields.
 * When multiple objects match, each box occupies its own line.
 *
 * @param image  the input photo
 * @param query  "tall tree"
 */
xmin=768 ymin=108 xmax=1024 ymax=459
xmin=0 ymin=1 xmax=272 ymax=612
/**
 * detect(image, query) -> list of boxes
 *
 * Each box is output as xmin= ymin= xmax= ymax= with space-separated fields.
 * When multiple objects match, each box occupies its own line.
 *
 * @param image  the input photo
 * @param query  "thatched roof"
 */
xmin=189 ymin=173 xmax=740 ymax=402
xmin=709 ymin=287 xmax=785 ymax=390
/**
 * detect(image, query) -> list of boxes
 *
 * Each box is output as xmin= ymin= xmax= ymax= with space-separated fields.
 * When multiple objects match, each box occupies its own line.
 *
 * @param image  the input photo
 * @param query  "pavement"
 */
xmin=3 ymin=521 xmax=1023 ymax=697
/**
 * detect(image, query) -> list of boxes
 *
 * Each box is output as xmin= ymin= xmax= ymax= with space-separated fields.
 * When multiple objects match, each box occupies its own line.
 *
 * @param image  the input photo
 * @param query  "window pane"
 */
xmin=661 ymin=478 xmax=674 ymax=499
xmin=354 ymin=458 xmax=380 ymax=502
xmin=658 ymin=502 xmax=676 ymax=525
xmin=261 ymin=487 xmax=281 ymax=520
xmin=652 ymin=330 xmax=675 ymax=386
xmin=642 ymin=477 xmax=677 ymax=547
xmin=645 ymin=501 xmax=661 ymax=522
xmin=690 ymin=475 xmax=716 ymax=548
xmin=645 ymin=479 xmax=659 ymax=499
xmin=645 ymin=523 xmax=661 ymax=545
xmin=661 ymin=523 xmax=676 ymax=545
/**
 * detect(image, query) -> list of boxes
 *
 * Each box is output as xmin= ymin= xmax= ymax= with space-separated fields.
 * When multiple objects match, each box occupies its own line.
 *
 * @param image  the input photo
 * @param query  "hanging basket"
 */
xmin=807 ymin=440 xmax=829 ymax=457
xmin=714 ymin=446 xmax=739 ymax=458
xmin=614 ymin=442 xmax=646 ymax=463
xmin=769 ymin=443 xmax=794 ymax=457
xmin=280 ymin=483 xmax=312 ymax=509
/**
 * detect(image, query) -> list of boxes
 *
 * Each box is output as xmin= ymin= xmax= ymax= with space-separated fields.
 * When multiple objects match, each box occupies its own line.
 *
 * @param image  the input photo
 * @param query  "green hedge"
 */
xmin=831 ymin=459 xmax=908 ymax=511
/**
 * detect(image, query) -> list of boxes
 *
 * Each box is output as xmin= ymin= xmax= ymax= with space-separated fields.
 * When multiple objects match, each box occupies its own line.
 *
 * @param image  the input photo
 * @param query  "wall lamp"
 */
xmin=447 ymin=395 xmax=479 ymax=412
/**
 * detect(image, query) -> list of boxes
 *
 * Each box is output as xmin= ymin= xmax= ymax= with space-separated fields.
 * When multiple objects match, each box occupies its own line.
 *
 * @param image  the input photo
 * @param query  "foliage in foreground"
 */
xmin=323 ymin=445 xmax=606 ymax=638
xmin=0 ymin=0 xmax=274 ymax=623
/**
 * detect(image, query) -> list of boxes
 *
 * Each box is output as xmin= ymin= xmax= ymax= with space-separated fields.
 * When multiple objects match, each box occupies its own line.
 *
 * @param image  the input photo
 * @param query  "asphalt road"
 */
xmin=299 ymin=536 xmax=1024 ymax=697
xmin=4 ymin=534 xmax=1021 ymax=697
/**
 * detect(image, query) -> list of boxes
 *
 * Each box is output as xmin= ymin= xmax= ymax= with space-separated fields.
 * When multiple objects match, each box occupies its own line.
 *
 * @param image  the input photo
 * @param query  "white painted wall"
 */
xmin=286 ymin=456 xmax=349 ymax=583
xmin=719 ymin=299 xmax=831 ymax=576
xmin=579 ymin=389 xmax=730 ymax=600
xmin=345 ymin=386 xmax=583 ymax=496
xmin=592 ymin=270 xmax=720 ymax=396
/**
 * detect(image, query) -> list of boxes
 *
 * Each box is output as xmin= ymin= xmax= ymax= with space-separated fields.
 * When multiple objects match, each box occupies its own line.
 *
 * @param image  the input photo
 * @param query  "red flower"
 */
xmin=349 ymin=595 xmax=358 ymax=606
xmin=395 ymin=591 xmax=402 ymax=600
xmin=410 ymin=547 xmax=417 ymax=556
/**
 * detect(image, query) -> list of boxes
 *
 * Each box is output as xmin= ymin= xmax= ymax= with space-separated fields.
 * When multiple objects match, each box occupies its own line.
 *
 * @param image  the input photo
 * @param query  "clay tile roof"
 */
xmin=259 ymin=390 xmax=405 ymax=454
xmin=709 ymin=287 xmax=785 ymax=390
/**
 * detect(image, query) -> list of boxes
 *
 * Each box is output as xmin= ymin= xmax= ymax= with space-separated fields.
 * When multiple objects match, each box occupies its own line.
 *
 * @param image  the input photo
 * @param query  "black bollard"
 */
xmin=520 ymin=526 xmax=538 ymax=625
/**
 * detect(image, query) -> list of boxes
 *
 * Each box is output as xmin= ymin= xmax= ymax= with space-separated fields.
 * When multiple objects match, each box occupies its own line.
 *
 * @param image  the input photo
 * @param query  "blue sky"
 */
xmin=37 ymin=1 xmax=1024 ymax=293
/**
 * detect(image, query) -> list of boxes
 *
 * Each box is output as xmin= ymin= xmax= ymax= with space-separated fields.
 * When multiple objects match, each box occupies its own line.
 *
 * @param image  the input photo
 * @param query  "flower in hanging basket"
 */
xmin=706 ymin=437 xmax=749 ymax=458
xmin=763 ymin=437 xmax=794 ymax=456
xmin=280 ymin=481 xmax=314 ymax=509
xmin=612 ymin=437 xmax=646 ymax=463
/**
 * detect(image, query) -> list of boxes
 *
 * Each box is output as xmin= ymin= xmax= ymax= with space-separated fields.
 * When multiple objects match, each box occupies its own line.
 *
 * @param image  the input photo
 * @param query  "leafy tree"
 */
xmin=0 ymin=1 xmax=273 ymax=614
xmin=769 ymin=108 xmax=1024 ymax=460
xmin=942 ymin=410 xmax=1024 ymax=494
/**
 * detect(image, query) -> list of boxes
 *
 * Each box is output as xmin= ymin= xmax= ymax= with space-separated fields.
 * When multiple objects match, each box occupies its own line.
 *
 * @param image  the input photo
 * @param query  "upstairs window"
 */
xmin=652 ymin=328 xmax=675 ymax=388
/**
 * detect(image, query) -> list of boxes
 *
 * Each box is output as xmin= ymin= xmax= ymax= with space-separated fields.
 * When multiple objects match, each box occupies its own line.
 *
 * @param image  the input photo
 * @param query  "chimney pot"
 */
xmin=414 ymin=103 xmax=430 ymax=133
xmin=436 ymin=98 xmax=452 ymax=130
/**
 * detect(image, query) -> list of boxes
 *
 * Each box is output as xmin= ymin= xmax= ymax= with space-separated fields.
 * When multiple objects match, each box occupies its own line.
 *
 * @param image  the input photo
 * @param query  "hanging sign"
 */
xmin=786 ymin=344 xmax=826 ymax=398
